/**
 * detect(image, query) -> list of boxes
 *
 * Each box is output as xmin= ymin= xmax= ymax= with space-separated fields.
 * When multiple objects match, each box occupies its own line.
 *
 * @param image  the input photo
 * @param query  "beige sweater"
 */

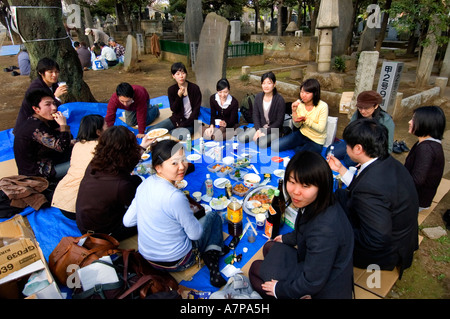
xmin=51 ymin=140 xmax=97 ymax=213
xmin=293 ymin=100 xmax=329 ymax=145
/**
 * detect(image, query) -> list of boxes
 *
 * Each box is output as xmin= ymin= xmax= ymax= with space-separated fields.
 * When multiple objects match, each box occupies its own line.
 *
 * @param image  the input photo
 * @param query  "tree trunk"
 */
xmin=277 ymin=0 xmax=284 ymax=37
xmin=375 ymin=0 xmax=392 ymax=52
xmin=254 ymin=3 xmax=259 ymax=34
xmin=415 ymin=17 xmax=441 ymax=87
xmin=8 ymin=0 xmax=96 ymax=102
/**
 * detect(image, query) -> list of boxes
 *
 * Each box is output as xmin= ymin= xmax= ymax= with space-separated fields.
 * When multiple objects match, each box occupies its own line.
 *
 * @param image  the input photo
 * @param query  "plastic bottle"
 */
xmin=205 ymin=174 xmax=213 ymax=197
xmin=186 ymin=133 xmax=192 ymax=152
xmin=327 ymin=145 xmax=334 ymax=159
xmin=232 ymin=136 xmax=238 ymax=154
xmin=265 ymin=189 xmax=281 ymax=239
xmin=277 ymin=178 xmax=286 ymax=226
xmin=227 ymin=197 xmax=243 ymax=237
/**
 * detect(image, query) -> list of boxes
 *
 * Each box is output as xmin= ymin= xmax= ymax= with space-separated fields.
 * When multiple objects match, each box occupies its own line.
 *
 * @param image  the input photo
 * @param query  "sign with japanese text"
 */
xmin=377 ymin=61 xmax=404 ymax=113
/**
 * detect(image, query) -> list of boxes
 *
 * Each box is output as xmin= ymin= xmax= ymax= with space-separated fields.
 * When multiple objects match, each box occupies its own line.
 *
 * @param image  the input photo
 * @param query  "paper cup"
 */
xmin=58 ymin=82 xmax=67 ymax=87
xmin=192 ymin=191 xmax=202 ymax=202
xmin=255 ymin=214 xmax=266 ymax=229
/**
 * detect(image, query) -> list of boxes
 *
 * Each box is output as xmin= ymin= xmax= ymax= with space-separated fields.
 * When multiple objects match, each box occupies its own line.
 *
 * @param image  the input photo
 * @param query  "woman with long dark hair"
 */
xmin=248 ymin=151 xmax=354 ymax=299
xmin=237 ymin=71 xmax=286 ymax=148
xmin=76 ymin=125 xmax=153 ymax=240
xmin=52 ymin=114 xmax=106 ymax=220
xmin=272 ymin=78 xmax=328 ymax=154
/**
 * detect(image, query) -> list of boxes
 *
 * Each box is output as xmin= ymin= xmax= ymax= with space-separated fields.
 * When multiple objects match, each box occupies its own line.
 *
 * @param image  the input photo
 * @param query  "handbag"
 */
xmin=48 ymin=233 xmax=121 ymax=285
xmin=117 ymin=250 xmax=180 ymax=299
xmin=71 ymin=250 xmax=180 ymax=299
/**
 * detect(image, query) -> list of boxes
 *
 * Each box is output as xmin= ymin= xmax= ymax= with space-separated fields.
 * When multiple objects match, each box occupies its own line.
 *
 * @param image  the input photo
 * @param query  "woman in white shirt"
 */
xmin=123 ymin=139 xmax=227 ymax=287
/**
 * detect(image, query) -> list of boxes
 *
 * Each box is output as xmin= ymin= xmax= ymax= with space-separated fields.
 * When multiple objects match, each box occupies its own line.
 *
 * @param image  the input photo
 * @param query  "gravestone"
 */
xmin=332 ymin=0 xmax=354 ymax=56
xmin=230 ymin=21 xmax=241 ymax=43
xmin=123 ymin=34 xmax=138 ymax=72
xmin=357 ymin=25 xmax=376 ymax=52
xmin=376 ymin=61 xmax=404 ymax=114
xmin=184 ymin=0 xmax=203 ymax=44
xmin=440 ymin=41 xmax=450 ymax=81
xmin=136 ymin=33 xmax=144 ymax=55
xmin=194 ymin=13 xmax=230 ymax=108
xmin=348 ymin=51 xmax=379 ymax=117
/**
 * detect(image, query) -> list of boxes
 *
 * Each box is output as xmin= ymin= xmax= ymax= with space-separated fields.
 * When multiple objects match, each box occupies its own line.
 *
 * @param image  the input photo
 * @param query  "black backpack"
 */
xmin=240 ymin=93 xmax=255 ymax=124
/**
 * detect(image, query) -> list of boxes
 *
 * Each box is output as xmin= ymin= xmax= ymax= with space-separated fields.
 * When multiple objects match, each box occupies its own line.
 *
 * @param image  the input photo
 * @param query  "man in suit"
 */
xmin=328 ymin=118 xmax=419 ymax=278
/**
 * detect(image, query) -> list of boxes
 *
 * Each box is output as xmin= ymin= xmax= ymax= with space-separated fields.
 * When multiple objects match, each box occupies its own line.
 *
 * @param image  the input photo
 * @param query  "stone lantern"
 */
xmin=316 ymin=0 xmax=339 ymax=72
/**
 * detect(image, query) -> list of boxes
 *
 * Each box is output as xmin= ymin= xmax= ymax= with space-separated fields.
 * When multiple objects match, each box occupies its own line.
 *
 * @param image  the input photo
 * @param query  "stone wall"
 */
xmin=250 ymin=35 xmax=318 ymax=62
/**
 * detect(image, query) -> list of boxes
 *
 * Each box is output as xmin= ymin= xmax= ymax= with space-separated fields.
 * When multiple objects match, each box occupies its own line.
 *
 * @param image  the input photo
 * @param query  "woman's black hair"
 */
xmin=283 ymin=151 xmax=335 ymax=218
xmin=411 ymin=106 xmax=446 ymax=140
xmin=151 ymin=139 xmax=184 ymax=168
xmin=76 ymin=114 xmax=105 ymax=142
xmin=37 ymin=57 xmax=60 ymax=76
xmin=171 ymin=62 xmax=187 ymax=75
xmin=261 ymin=71 xmax=278 ymax=95
xmin=216 ymin=78 xmax=230 ymax=91
xmin=300 ymin=78 xmax=321 ymax=106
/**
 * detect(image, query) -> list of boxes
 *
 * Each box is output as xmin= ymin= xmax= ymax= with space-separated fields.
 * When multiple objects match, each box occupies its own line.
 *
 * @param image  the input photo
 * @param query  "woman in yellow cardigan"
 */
xmin=272 ymin=78 xmax=328 ymax=154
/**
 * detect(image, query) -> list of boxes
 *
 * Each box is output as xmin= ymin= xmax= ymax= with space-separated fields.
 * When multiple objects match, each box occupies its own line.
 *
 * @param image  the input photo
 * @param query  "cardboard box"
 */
xmin=0 ymin=215 xmax=63 ymax=298
xmin=0 ymin=215 xmax=36 ymax=241
xmin=339 ymin=91 xmax=354 ymax=114
xmin=0 ymin=237 xmax=40 ymax=280
xmin=0 ymin=241 xmax=63 ymax=299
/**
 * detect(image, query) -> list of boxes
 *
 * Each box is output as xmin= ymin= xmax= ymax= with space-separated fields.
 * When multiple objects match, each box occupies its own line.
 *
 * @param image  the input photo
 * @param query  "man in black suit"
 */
xmin=328 ymin=118 xmax=419 ymax=277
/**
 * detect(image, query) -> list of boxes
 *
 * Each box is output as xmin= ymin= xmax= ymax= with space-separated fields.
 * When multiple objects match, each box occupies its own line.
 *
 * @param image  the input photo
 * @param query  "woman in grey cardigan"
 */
xmin=237 ymin=72 xmax=286 ymax=148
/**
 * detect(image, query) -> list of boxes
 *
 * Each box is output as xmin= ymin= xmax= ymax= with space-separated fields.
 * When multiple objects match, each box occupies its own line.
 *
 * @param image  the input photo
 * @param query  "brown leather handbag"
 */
xmin=48 ymin=233 xmax=121 ymax=285
xmin=117 ymin=249 xmax=180 ymax=299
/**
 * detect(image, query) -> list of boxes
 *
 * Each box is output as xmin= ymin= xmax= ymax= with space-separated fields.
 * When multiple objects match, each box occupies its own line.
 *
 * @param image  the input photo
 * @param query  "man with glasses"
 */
xmin=105 ymin=82 xmax=160 ymax=138
xmin=325 ymin=90 xmax=395 ymax=167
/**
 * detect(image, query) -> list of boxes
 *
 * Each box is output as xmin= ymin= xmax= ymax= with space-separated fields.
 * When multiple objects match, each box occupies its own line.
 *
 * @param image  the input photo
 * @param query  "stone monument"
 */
xmin=230 ymin=21 xmax=241 ymax=43
xmin=348 ymin=51 xmax=379 ymax=117
xmin=194 ymin=13 xmax=230 ymax=108
xmin=316 ymin=0 xmax=339 ymax=72
xmin=376 ymin=61 xmax=404 ymax=114
xmin=184 ymin=0 xmax=203 ymax=44
xmin=123 ymin=34 xmax=138 ymax=72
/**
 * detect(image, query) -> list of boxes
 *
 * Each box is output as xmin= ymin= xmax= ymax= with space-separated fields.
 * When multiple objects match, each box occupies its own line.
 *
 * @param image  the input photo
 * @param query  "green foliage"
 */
xmin=239 ymin=74 xmax=249 ymax=82
xmin=333 ymin=56 xmax=346 ymax=73
xmin=389 ymin=0 xmax=449 ymax=46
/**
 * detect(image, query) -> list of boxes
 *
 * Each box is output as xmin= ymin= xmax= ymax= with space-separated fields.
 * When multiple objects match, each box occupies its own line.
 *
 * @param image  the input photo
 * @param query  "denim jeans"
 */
xmin=271 ymin=130 xmax=322 ymax=154
xmin=155 ymin=211 xmax=224 ymax=272
xmin=125 ymin=103 xmax=160 ymax=127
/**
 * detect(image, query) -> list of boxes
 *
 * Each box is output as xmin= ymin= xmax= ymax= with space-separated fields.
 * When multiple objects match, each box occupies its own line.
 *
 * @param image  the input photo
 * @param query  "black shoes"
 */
xmin=3 ymin=66 xmax=19 ymax=72
xmin=393 ymin=140 xmax=410 ymax=154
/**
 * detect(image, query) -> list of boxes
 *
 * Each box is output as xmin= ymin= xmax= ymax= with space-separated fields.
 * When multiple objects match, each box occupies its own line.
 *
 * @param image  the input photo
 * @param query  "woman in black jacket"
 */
xmin=249 ymin=151 xmax=355 ymax=299
xmin=237 ymin=71 xmax=285 ymax=148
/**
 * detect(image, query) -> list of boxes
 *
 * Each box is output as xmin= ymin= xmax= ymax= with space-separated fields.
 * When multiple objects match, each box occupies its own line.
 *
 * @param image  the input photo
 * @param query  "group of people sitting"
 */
xmin=10 ymin=56 xmax=446 ymax=298
xmin=74 ymin=28 xmax=125 ymax=71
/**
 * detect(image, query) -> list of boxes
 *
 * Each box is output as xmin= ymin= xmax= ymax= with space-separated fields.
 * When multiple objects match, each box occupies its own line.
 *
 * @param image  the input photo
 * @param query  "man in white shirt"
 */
xmin=99 ymin=42 xmax=118 ymax=67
